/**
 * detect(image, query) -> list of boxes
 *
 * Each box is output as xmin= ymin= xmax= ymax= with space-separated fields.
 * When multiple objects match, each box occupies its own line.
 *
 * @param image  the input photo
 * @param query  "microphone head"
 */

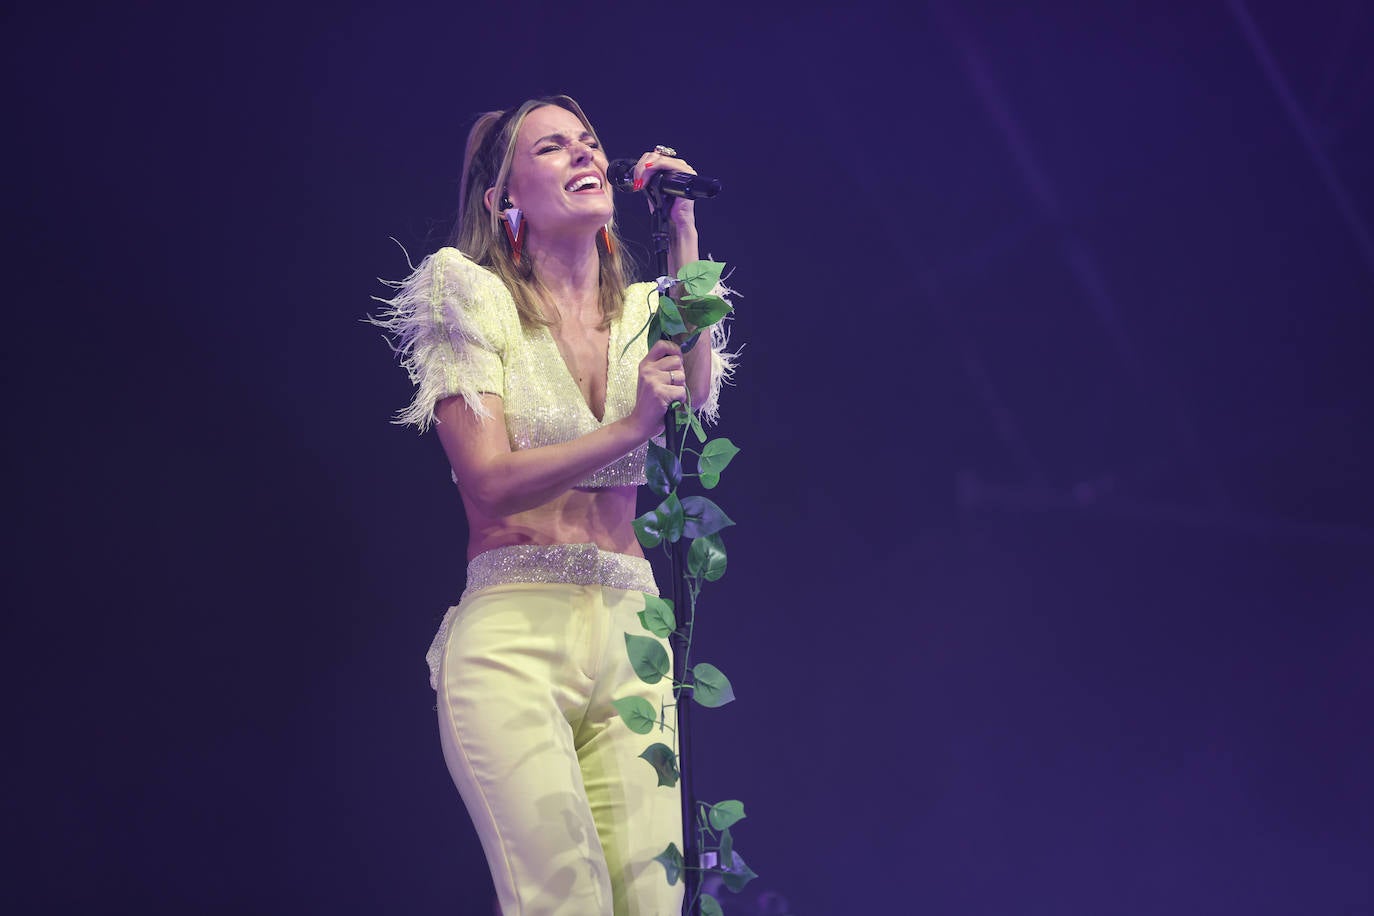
xmin=607 ymin=159 xmax=637 ymax=192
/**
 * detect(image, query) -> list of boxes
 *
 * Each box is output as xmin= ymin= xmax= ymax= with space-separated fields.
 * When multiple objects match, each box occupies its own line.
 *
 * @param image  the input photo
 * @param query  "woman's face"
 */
xmin=499 ymin=104 xmax=613 ymax=236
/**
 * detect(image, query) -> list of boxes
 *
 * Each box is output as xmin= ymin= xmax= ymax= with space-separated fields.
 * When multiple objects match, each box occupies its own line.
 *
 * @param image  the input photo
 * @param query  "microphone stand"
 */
xmin=645 ymin=177 xmax=702 ymax=916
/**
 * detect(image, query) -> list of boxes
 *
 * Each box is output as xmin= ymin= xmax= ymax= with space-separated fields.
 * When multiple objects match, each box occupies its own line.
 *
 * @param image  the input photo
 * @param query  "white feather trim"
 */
xmin=369 ymin=247 xmax=507 ymax=432
xmin=697 ymin=280 xmax=740 ymax=425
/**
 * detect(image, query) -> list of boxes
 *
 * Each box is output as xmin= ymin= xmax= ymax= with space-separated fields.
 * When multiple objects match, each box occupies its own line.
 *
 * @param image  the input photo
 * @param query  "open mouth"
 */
xmin=565 ymin=175 xmax=603 ymax=193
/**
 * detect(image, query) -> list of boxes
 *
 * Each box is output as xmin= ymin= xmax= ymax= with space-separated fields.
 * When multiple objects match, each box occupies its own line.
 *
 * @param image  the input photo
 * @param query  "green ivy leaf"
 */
xmin=611 ymin=696 xmax=656 ymax=734
xmin=633 ymin=511 xmax=663 ymax=549
xmin=645 ymin=310 xmax=663 ymax=349
xmin=691 ymin=662 xmax=736 ymax=708
xmin=657 ymin=295 xmax=688 ymax=336
xmin=721 ymin=852 xmax=758 ymax=893
xmin=659 ymin=492 xmax=685 ymax=543
xmin=644 ymin=441 xmax=681 ymax=498
xmin=699 ymin=893 xmax=724 ymax=916
xmin=698 ymin=438 xmax=740 ymax=481
xmin=678 ymin=294 xmax=732 ymax=329
xmin=687 ymin=533 xmax=728 ymax=582
xmin=677 ymin=260 xmax=726 ymax=298
xmin=654 ymin=843 xmax=684 ymax=886
xmin=673 ymin=401 xmax=691 ymax=432
xmin=625 ymin=635 xmax=670 ymax=685
xmin=719 ymin=828 xmax=734 ymax=867
xmin=638 ymin=742 xmax=679 ymax=787
xmin=707 ymin=799 xmax=746 ymax=831
xmin=689 ymin=408 xmax=707 ymax=443
xmin=681 ymin=496 xmax=735 ymax=540
xmin=634 ymin=494 xmax=684 ymax=548
xmin=637 ymin=594 xmax=677 ymax=638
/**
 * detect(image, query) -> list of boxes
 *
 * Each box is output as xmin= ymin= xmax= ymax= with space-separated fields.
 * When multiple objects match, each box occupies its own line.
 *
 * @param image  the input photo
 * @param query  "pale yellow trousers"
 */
xmin=436 ymin=552 xmax=683 ymax=916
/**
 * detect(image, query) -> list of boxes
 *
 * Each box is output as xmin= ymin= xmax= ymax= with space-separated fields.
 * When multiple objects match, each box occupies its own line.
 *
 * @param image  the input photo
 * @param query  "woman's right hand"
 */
xmin=629 ymin=339 xmax=687 ymax=438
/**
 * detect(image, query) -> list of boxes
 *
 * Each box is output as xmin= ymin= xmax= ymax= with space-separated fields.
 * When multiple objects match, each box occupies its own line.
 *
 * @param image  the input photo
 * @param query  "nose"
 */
xmin=570 ymin=139 xmax=594 ymax=162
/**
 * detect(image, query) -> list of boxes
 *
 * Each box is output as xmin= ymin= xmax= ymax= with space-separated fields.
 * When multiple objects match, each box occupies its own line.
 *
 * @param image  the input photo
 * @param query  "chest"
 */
xmin=495 ymin=290 xmax=651 ymax=488
xmin=548 ymin=322 xmax=612 ymax=421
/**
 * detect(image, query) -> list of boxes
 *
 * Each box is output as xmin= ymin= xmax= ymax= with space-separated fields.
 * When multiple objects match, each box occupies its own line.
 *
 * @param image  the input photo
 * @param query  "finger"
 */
xmin=647 ymin=339 xmax=682 ymax=359
xmin=632 ymin=154 xmax=655 ymax=192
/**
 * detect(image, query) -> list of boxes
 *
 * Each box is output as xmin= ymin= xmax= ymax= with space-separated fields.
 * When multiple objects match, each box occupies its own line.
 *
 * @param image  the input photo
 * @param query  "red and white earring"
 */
xmin=599 ymin=224 xmax=615 ymax=257
xmin=500 ymin=202 xmax=525 ymax=265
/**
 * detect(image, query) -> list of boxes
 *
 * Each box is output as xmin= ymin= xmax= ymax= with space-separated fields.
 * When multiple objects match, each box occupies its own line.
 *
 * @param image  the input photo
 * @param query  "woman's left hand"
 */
xmin=632 ymin=148 xmax=698 ymax=236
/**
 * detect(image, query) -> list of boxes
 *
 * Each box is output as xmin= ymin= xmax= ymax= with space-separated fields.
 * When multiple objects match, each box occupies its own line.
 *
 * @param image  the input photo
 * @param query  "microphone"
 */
xmin=607 ymin=159 xmax=722 ymax=200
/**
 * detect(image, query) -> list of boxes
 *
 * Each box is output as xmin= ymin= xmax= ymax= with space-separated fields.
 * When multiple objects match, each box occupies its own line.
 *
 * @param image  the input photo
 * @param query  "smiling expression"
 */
xmin=494 ymin=105 xmax=613 ymax=239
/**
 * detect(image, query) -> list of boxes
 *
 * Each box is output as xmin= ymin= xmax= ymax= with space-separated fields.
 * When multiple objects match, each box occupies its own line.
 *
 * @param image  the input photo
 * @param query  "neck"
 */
xmin=526 ymin=229 xmax=601 ymax=321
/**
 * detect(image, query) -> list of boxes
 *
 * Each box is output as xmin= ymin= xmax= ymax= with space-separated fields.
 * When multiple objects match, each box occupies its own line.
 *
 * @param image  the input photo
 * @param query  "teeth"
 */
xmin=566 ymin=175 xmax=602 ymax=191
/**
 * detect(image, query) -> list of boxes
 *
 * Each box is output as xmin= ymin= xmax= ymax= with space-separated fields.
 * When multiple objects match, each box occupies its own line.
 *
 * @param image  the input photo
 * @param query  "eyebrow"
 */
xmin=530 ymin=131 xmax=597 ymax=148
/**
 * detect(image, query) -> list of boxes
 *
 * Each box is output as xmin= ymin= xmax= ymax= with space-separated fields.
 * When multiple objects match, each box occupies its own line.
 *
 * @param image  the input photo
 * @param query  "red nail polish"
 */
xmin=632 ymin=178 xmax=643 ymax=191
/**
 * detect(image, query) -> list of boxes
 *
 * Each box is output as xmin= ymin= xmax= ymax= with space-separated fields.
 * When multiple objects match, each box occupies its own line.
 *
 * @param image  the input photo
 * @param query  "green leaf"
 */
xmin=659 ymin=492 xmax=685 ymax=543
xmin=699 ymin=471 xmax=720 ymax=489
xmin=638 ymin=742 xmax=679 ymax=787
xmin=625 ymin=634 xmax=670 ymax=685
xmin=645 ymin=310 xmax=662 ymax=348
xmin=707 ymin=799 xmax=746 ymax=831
xmin=654 ymin=843 xmax=684 ymax=886
xmin=611 ymin=696 xmax=656 ymax=734
xmin=698 ymin=438 xmax=740 ymax=481
xmin=637 ymin=594 xmax=677 ymax=638
xmin=699 ymin=893 xmax=724 ymax=916
xmin=691 ymin=662 xmax=736 ymax=708
xmin=634 ymin=493 xmax=684 ymax=548
xmin=681 ymin=496 xmax=735 ymax=540
xmin=633 ymin=513 xmax=662 ymax=549
xmin=721 ymin=852 xmax=758 ymax=893
xmin=718 ymin=828 xmax=733 ymax=867
xmin=677 ymin=260 xmax=726 ymax=298
xmin=687 ymin=533 xmax=727 ymax=582
xmin=657 ymin=295 xmax=688 ymax=336
xmin=644 ymin=441 xmax=681 ymax=498
xmin=678 ymin=294 xmax=732 ymax=329
xmin=689 ymin=408 xmax=707 ymax=443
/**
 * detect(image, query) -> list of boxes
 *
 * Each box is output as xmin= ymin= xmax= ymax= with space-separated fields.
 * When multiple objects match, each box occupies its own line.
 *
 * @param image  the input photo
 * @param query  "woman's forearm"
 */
xmin=667 ymin=224 xmax=713 ymax=405
xmin=438 ymin=401 xmax=650 ymax=517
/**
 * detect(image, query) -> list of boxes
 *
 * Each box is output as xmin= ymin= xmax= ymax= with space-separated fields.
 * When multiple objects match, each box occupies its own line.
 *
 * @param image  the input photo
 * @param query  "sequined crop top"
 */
xmin=373 ymin=247 xmax=734 ymax=489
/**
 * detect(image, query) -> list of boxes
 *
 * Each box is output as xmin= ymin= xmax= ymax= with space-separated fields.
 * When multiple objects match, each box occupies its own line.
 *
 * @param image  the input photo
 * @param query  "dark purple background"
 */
xmin=9 ymin=1 xmax=1372 ymax=913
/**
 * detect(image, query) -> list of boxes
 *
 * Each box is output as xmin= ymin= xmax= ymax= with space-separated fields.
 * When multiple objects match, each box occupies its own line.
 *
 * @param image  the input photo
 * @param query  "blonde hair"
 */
xmin=451 ymin=95 xmax=634 ymax=330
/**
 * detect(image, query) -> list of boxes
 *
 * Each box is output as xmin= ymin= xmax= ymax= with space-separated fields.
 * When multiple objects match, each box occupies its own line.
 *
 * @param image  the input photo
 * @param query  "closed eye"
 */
xmin=533 ymin=133 xmax=599 ymax=154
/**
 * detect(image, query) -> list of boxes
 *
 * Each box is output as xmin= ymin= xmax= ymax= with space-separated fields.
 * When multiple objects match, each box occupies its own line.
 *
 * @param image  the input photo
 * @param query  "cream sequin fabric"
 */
xmin=372 ymin=247 xmax=736 ymax=489
xmin=372 ymin=247 xmax=656 ymax=488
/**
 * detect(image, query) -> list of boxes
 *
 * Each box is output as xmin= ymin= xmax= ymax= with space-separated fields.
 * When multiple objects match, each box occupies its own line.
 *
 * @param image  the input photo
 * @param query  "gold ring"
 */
xmin=653 ymin=145 xmax=678 ymax=157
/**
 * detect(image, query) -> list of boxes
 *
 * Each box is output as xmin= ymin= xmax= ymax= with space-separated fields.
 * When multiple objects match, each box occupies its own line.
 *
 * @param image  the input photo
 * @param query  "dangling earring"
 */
xmin=600 ymin=224 xmax=615 ymax=257
xmin=501 ymin=206 xmax=525 ymax=265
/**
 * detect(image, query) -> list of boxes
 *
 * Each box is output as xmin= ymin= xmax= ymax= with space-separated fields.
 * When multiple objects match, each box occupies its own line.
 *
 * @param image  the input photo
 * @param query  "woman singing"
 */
xmin=374 ymin=95 xmax=734 ymax=915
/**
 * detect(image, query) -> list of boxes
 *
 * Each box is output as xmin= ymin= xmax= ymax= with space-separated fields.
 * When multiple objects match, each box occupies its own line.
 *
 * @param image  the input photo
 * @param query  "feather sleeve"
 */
xmin=696 ymin=279 xmax=740 ymax=425
xmin=370 ymin=247 xmax=509 ymax=432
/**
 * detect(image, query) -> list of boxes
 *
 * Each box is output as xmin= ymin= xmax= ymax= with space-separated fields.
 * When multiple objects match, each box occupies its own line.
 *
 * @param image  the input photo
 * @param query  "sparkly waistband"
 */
xmin=461 ymin=543 xmax=659 ymax=599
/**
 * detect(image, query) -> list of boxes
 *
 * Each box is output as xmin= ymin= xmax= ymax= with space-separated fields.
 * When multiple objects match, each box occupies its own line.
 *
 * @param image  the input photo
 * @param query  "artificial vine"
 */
xmin=611 ymin=260 xmax=756 ymax=916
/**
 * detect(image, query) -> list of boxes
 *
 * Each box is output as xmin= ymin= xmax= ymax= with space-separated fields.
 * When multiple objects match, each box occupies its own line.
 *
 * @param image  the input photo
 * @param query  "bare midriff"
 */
xmin=460 ymin=485 xmax=643 ymax=562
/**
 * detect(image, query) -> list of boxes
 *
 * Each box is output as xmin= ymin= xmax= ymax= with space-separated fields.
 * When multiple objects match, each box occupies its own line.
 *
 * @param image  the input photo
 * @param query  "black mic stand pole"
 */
xmin=644 ymin=177 xmax=702 ymax=916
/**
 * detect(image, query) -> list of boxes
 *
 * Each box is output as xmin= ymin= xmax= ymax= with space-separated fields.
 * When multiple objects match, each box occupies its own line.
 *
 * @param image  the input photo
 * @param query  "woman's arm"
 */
xmin=665 ymin=202 xmax=714 ymax=407
xmin=436 ymin=339 xmax=687 ymax=516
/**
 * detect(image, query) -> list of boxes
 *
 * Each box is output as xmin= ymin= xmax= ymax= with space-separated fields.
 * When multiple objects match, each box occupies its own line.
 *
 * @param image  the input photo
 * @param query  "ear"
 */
xmin=483 ymin=187 xmax=498 ymax=214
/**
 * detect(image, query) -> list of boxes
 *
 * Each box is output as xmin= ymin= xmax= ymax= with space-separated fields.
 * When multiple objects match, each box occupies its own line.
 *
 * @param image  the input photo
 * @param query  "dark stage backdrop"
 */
xmin=8 ymin=1 xmax=1372 ymax=913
